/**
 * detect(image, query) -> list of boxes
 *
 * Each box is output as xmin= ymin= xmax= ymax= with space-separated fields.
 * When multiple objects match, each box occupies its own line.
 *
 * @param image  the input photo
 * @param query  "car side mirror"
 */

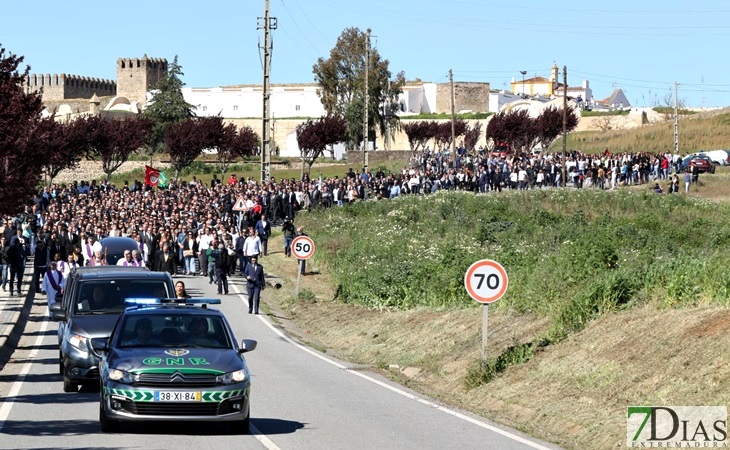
xmin=89 ymin=337 xmax=110 ymax=356
xmin=238 ymin=339 xmax=257 ymax=354
xmin=49 ymin=302 xmax=67 ymax=321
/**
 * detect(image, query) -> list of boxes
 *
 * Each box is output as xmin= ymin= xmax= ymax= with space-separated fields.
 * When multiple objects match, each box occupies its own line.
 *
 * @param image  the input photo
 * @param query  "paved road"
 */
xmin=0 ymin=271 xmax=561 ymax=450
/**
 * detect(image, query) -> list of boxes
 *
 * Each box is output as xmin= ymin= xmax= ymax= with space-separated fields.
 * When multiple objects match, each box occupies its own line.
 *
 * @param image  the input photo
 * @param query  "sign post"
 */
xmin=291 ymin=235 xmax=315 ymax=299
xmin=464 ymin=259 xmax=509 ymax=369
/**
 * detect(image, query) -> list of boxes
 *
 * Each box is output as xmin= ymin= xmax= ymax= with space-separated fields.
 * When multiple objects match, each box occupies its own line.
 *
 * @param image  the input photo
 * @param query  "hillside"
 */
xmin=261 ymin=175 xmax=730 ymax=450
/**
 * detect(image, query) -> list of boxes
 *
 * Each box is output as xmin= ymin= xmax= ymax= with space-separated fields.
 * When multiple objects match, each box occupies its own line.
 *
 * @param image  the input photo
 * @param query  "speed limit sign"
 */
xmin=464 ymin=259 xmax=508 ymax=304
xmin=291 ymin=235 xmax=315 ymax=260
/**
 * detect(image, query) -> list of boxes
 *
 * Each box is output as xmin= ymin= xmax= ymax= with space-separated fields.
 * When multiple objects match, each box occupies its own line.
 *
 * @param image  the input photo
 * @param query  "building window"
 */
xmin=202 ymin=106 xmax=207 ymax=112
xmin=295 ymin=105 xmax=301 ymax=111
xmin=233 ymin=105 xmax=238 ymax=111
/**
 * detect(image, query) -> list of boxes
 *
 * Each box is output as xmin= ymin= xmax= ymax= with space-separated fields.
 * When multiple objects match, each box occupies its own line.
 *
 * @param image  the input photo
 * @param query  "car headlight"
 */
xmin=216 ymin=370 xmax=247 ymax=384
xmin=108 ymin=369 xmax=138 ymax=384
xmin=68 ymin=334 xmax=88 ymax=350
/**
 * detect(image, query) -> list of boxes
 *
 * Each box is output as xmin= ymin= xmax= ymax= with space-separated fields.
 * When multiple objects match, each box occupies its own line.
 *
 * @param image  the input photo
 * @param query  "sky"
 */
xmin=3 ymin=0 xmax=730 ymax=108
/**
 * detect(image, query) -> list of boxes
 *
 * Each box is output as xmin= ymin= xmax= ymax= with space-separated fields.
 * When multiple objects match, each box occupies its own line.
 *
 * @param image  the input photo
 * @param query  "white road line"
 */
xmin=232 ymin=284 xmax=553 ymax=450
xmin=230 ymin=285 xmax=282 ymax=450
xmin=0 ymin=315 xmax=50 ymax=433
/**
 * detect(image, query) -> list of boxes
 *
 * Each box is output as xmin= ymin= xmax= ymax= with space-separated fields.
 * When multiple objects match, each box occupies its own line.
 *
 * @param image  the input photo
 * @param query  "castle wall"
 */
xmin=435 ymin=82 xmax=490 ymax=113
xmin=116 ymin=56 xmax=168 ymax=108
xmin=24 ymin=74 xmax=116 ymax=101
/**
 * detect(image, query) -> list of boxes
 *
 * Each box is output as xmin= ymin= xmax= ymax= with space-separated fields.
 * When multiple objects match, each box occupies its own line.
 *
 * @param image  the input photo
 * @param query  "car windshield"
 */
xmin=118 ymin=314 xmax=231 ymax=349
xmin=74 ymin=280 xmax=171 ymax=315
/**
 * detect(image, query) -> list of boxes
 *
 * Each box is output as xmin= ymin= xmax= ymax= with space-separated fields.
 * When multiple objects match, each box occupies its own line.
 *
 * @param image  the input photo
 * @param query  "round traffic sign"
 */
xmin=291 ymin=236 xmax=315 ymax=259
xmin=464 ymin=259 xmax=509 ymax=304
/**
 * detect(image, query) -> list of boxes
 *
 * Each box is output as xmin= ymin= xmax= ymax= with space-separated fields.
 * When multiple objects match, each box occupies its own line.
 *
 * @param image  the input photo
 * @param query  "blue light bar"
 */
xmin=124 ymin=298 xmax=161 ymax=305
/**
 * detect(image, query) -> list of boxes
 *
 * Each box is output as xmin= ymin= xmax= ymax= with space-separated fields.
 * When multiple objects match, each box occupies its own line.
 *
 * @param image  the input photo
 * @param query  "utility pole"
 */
xmin=384 ymin=79 xmax=391 ymax=151
xmin=561 ymin=65 xmax=568 ymax=188
xmin=363 ymin=28 xmax=371 ymax=170
xmin=450 ymin=68 xmax=456 ymax=156
xmin=258 ymin=0 xmax=277 ymax=182
xmin=674 ymin=81 xmax=679 ymax=155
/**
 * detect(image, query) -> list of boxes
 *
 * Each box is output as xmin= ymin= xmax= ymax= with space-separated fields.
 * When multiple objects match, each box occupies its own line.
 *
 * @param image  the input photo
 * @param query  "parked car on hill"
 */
xmin=682 ymin=155 xmax=715 ymax=173
xmin=694 ymin=150 xmax=730 ymax=166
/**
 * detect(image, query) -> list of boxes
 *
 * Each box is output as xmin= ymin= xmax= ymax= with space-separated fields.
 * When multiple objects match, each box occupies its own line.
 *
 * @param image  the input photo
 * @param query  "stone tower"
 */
xmin=116 ymin=55 xmax=168 ymax=108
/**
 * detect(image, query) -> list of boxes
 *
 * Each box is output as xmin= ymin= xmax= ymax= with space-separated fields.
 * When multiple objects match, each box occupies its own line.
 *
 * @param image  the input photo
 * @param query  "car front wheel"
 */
xmin=100 ymin=401 xmax=120 ymax=433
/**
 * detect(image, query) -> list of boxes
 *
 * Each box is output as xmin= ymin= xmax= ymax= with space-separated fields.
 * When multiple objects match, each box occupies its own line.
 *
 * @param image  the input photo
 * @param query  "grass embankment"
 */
xmin=553 ymin=112 xmax=730 ymax=154
xmin=261 ymin=174 xmax=730 ymax=449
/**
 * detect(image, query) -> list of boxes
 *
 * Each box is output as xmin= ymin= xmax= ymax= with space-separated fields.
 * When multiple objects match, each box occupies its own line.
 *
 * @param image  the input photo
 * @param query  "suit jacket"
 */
xmin=155 ymin=251 xmax=176 ymax=275
xmin=244 ymin=263 xmax=265 ymax=289
xmin=63 ymin=232 xmax=79 ymax=255
xmin=254 ymin=220 xmax=271 ymax=241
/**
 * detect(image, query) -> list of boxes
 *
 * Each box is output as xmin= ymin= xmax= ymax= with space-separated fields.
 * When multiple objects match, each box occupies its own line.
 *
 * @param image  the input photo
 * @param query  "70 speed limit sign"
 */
xmin=464 ymin=259 xmax=508 ymax=304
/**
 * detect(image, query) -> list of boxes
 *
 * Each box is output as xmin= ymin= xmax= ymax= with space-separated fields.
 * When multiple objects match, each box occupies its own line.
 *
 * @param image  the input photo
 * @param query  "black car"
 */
xmin=50 ymin=266 xmax=175 ymax=392
xmin=91 ymin=298 xmax=257 ymax=433
xmin=100 ymin=237 xmax=139 ymax=265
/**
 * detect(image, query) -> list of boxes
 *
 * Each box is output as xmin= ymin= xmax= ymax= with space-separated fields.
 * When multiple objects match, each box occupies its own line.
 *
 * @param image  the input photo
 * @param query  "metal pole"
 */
xmin=520 ymin=70 xmax=527 ymax=96
xmin=481 ymin=305 xmax=489 ymax=369
xmin=260 ymin=0 xmax=274 ymax=182
xmin=294 ymin=260 xmax=303 ymax=299
xmin=561 ymin=65 xmax=568 ymax=188
xmin=450 ymin=68 xmax=455 ymax=156
xmin=363 ymin=29 xmax=371 ymax=170
xmin=674 ymin=81 xmax=679 ymax=155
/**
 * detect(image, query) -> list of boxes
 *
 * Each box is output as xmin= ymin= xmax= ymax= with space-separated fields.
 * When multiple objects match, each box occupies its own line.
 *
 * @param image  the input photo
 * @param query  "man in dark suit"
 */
xmin=60 ymin=227 xmax=77 ymax=258
xmin=155 ymin=243 xmax=177 ymax=276
xmin=243 ymin=255 xmax=265 ymax=314
xmin=254 ymin=214 xmax=272 ymax=257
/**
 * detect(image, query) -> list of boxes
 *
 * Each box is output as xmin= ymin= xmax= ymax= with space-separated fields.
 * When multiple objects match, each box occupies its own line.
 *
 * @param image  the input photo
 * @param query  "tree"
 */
xmin=434 ymin=120 xmax=467 ymax=151
xmin=166 ymin=117 xmax=222 ymax=177
xmin=486 ymin=109 xmax=538 ymax=154
xmin=296 ymin=115 xmax=347 ymax=177
xmin=313 ymin=27 xmax=406 ymax=150
xmin=85 ymin=116 xmax=152 ymax=181
xmin=217 ymin=123 xmax=259 ymax=178
xmin=462 ymin=122 xmax=482 ymax=151
xmin=0 ymin=46 xmax=48 ymax=214
xmin=35 ymin=116 xmax=87 ymax=185
xmin=536 ymin=105 xmax=578 ymax=149
xmin=141 ymin=55 xmax=196 ymax=154
xmin=402 ymin=121 xmax=438 ymax=153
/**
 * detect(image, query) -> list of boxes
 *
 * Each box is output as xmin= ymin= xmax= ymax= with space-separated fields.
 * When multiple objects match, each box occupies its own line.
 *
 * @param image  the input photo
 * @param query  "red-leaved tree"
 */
xmin=217 ymin=123 xmax=259 ymax=177
xmin=0 ymin=46 xmax=47 ymax=214
xmin=166 ymin=117 xmax=223 ymax=177
xmin=402 ymin=121 xmax=439 ymax=153
xmin=537 ymin=105 xmax=578 ymax=149
xmin=296 ymin=115 xmax=347 ymax=177
xmin=462 ymin=122 xmax=482 ymax=151
xmin=35 ymin=116 xmax=88 ymax=185
xmin=84 ymin=116 xmax=152 ymax=180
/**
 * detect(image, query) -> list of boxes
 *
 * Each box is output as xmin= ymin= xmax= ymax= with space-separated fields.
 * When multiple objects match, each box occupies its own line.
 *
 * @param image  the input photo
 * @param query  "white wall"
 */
xmin=183 ymin=85 xmax=327 ymax=118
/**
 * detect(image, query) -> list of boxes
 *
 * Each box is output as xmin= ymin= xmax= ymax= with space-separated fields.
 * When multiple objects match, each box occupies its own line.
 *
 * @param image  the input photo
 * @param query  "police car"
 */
xmin=90 ymin=298 xmax=257 ymax=433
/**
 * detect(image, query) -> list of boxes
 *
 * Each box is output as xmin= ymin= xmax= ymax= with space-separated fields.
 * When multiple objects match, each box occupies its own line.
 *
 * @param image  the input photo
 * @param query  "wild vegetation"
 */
xmin=554 ymin=112 xmax=730 ymax=153
xmin=293 ymin=188 xmax=730 ymax=381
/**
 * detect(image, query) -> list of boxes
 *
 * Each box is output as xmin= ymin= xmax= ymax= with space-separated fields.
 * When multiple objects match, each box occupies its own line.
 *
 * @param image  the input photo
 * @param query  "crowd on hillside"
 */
xmin=0 ymin=145 xmax=699 ymax=297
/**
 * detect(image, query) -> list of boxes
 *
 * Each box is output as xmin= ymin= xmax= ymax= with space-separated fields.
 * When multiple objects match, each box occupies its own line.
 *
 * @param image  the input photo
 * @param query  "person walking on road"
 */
xmin=41 ymin=261 xmax=65 ymax=314
xmin=7 ymin=234 xmax=26 ymax=296
xmin=244 ymin=255 xmax=265 ymax=314
xmin=214 ymin=243 xmax=230 ymax=295
xmin=254 ymin=214 xmax=272 ymax=257
xmin=0 ymin=236 xmax=10 ymax=292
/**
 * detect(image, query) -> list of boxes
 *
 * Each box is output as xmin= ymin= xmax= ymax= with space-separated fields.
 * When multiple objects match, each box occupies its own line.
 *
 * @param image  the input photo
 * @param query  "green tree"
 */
xmin=313 ymin=27 xmax=405 ymax=150
xmin=141 ymin=55 xmax=195 ymax=154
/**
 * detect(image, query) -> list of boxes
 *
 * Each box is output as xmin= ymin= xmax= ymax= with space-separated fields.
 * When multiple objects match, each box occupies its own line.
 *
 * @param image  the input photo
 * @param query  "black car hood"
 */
xmin=109 ymin=348 xmax=243 ymax=375
xmin=69 ymin=314 xmax=120 ymax=338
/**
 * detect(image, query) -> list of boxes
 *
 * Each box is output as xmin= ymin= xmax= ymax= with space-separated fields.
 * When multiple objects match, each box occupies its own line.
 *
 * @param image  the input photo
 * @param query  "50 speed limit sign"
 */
xmin=291 ymin=235 xmax=315 ymax=259
xmin=464 ymin=259 xmax=508 ymax=304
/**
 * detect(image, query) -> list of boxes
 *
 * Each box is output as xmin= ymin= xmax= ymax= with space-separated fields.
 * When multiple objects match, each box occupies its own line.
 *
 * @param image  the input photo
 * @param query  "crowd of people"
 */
xmin=0 ymin=146 xmax=702 ymax=300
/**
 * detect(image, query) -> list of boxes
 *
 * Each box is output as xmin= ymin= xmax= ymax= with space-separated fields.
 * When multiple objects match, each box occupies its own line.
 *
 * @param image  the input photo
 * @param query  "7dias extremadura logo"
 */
xmin=627 ymin=406 xmax=727 ymax=448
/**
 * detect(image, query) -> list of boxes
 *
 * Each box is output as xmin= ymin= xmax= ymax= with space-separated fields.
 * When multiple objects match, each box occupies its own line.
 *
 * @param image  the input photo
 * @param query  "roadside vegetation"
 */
xmin=553 ymin=112 xmax=730 ymax=153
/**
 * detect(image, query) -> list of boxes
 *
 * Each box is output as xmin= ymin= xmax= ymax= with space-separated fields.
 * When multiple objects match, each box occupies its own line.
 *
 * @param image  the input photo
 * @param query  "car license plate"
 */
xmin=154 ymin=391 xmax=201 ymax=402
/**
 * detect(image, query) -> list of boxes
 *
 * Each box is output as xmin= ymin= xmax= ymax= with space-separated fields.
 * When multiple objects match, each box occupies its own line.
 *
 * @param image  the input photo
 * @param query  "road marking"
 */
xmin=0 ymin=315 xmax=50 ymax=433
xmin=230 ymin=285 xmax=281 ymax=450
xmin=231 ymin=284 xmax=553 ymax=450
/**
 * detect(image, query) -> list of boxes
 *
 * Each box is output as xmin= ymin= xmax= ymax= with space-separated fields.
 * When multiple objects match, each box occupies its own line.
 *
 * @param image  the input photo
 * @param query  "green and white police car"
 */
xmin=90 ymin=298 xmax=257 ymax=433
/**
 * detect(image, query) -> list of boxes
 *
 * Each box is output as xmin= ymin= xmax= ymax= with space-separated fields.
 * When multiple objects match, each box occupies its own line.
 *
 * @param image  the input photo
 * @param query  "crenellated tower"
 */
xmin=116 ymin=54 xmax=168 ymax=108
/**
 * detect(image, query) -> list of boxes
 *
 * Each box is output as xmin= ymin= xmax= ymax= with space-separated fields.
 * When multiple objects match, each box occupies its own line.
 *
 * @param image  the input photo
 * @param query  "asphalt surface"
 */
xmin=0 ymin=265 xmax=563 ymax=450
